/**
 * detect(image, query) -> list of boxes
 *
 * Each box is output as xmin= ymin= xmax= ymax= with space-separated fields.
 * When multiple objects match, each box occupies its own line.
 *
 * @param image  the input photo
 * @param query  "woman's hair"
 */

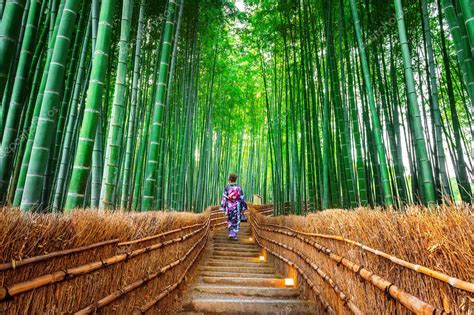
xmin=228 ymin=173 xmax=238 ymax=182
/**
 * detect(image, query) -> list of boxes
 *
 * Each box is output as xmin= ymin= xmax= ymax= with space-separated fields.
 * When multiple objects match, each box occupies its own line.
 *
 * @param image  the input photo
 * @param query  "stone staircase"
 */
xmin=178 ymin=222 xmax=316 ymax=314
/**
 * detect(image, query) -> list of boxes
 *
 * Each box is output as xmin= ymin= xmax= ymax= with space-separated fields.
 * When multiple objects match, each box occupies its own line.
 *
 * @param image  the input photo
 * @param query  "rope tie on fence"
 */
xmin=63 ymin=269 xmax=70 ymax=279
xmin=384 ymin=283 xmax=395 ymax=301
xmin=355 ymin=265 xmax=364 ymax=282
xmin=100 ymin=258 xmax=108 ymax=268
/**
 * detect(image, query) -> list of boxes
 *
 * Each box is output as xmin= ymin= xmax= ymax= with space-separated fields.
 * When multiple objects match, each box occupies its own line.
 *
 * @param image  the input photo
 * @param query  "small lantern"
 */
xmin=284 ymin=278 xmax=295 ymax=287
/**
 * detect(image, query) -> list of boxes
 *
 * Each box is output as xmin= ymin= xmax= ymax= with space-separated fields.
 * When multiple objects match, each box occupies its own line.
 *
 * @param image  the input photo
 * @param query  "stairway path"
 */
xmin=177 ymin=222 xmax=316 ymax=315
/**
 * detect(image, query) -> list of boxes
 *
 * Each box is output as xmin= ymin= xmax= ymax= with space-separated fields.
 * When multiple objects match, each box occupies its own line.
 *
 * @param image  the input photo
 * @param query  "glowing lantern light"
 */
xmin=284 ymin=278 xmax=295 ymax=287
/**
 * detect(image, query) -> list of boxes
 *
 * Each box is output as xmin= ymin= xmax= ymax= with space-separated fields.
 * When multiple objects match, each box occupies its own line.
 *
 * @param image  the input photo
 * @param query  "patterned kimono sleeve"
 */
xmin=239 ymin=187 xmax=248 ymax=211
xmin=220 ymin=186 xmax=228 ymax=210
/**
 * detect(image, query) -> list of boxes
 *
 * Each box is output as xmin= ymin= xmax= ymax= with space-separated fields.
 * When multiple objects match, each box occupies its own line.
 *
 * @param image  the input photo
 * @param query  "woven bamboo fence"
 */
xmin=0 ymin=207 xmax=217 ymax=314
xmin=249 ymin=204 xmax=473 ymax=314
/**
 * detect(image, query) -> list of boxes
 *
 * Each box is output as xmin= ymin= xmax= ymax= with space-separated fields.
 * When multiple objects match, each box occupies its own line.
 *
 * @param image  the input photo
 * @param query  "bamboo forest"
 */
xmin=0 ymin=0 xmax=472 ymax=213
xmin=0 ymin=0 xmax=473 ymax=314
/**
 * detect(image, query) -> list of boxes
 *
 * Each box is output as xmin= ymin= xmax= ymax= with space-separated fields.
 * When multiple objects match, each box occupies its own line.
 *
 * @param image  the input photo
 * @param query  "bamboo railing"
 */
xmin=0 ymin=238 xmax=119 ymax=272
xmin=118 ymin=221 xmax=207 ymax=246
xmin=75 ymin=223 xmax=210 ymax=314
xmin=0 ymin=207 xmax=218 ymax=315
xmin=135 ymin=230 xmax=208 ymax=314
xmin=261 ymin=222 xmax=474 ymax=294
xmin=1 ymin=220 xmax=209 ymax=301
xmin=249 ymin=208 xmax=450 ymax=315
xmin=250 ymin=215 xmax=361 ymax=315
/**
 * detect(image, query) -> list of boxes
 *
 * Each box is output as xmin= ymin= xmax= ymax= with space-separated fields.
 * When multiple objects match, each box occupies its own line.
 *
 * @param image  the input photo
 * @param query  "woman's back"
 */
xmin=220 ymin=174 xmax=246 ymax=239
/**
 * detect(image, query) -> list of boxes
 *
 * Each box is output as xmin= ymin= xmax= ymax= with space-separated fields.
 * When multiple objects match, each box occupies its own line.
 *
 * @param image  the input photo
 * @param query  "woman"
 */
xmin=220 ymin=173 xmax=247 ymax=239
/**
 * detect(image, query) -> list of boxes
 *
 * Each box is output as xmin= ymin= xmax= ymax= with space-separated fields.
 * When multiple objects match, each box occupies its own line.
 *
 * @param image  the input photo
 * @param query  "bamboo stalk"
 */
xmin=1 ymin=220 xmax=210 ymax=301
xmin=75 ymin=224 xmax=209 ymax=314
xmin=250 ymin=212 xmax=442 ymax=314
xmin=0 ymin=239 xmax=119 ymax=272
xmin=258 ymin=213 xmax=474 ymax=293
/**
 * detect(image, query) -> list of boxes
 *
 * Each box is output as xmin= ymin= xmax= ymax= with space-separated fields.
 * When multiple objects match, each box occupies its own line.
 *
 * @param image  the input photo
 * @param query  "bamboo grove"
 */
xmin=0 ymin=0 xmax=472 ymax=213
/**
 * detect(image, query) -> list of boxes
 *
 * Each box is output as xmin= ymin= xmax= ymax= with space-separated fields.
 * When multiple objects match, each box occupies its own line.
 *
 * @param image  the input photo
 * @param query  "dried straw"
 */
xmin=249 ymin=204 xmax=473 ymax=314
xmin=0 ymin=207 xmax=210 ymax=314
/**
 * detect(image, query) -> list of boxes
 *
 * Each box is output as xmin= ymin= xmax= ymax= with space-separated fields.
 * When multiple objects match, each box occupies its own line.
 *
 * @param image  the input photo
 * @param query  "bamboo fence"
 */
xmin=248 ymin=206 xmax=473 ymax=314
xmin=261 ymin=222 xmax=474 ymax=294
xmin=0 ymin=207 xmax=214 ymax=314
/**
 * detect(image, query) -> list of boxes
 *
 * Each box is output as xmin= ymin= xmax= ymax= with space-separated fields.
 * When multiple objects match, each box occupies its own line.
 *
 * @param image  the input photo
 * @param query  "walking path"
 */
xmin=178 ymin=222 xmax=316 ymax=314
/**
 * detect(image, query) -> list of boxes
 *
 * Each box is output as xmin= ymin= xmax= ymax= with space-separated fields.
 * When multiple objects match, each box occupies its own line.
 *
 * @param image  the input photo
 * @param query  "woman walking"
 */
xmin=220 ymin=173 xmax=247 ymax=239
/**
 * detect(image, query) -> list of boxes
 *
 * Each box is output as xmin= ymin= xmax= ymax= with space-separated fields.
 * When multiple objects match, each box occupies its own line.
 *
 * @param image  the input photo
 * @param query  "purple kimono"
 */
xmin=220 ymin=183 xmax=247 ymax=238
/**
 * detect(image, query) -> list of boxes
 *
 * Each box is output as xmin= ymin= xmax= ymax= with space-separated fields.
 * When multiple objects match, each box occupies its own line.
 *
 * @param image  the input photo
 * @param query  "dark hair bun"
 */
xmin=228 ymin=173 xmax=238 ymax=182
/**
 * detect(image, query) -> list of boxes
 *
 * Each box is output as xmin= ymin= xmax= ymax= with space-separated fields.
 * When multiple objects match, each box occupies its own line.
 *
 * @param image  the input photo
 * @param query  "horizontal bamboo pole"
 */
xmin=136 ymin=235 xmax=208 ymax=313
xmin=118 ymin=221 xmax=207 ymax=246
xmin=210 ymin=217 xmax=226 ymax=222
xmin=260 ymin=216 xmax=474 ymax=294
xmin=251 ymin=214 xmax=442 ymax=315
xmin=0 ymin=220 xmax=210 ymax=301
xmin=249 ymin=217 xmax=361 ymax=315
xmin=75 ymin=224 xmax=209 ymax=314
xmin=255 ymin=230 xmax=362 ymax=314
xmin=248 ymin=218 xmax=336 ymax=314
xmin=0 ymin=239 xmax=119 ymax=272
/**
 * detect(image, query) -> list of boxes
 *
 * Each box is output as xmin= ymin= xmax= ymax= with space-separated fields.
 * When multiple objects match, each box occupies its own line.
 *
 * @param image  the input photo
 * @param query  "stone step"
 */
xmin=209 ymin=257 xmax=257 ymax=263
xmin=213 ymin=237 xmax=248 ymax=242
xmin=200 ymin=266 xmax=275 ymax=274
xmin=213 ymin=245 xmax=258 ymax=250
xmin=212 ymin=250 xmax=259 ymax=259
xmin=208 ymin=256 xmax=258 ymax=262
xmin=206 ymin=260 xmax=272 ymax=268
xmin=188 ymin=297 xmax=316 ymax=314
xmin=202 ymin=277 xmax=285 ymax=287
xmin=199 ymin=271 xmax=276 ymax=278
xmin=212 ymin=241 xmax=256 ymax=247
xmin=212 ymin=242 xmax=256 ymax=247
xmin=212 ymin=243 xmax=256 ymax=248
xmin=194 ymin=285 xmax=300 ymax=298
xmin=212 ymin=248 xmax=259 ymax=254
xmin=212 ymin=250 xmax=259 ymax=258
xmin=214 ymin=233 xmax=252 ymax=237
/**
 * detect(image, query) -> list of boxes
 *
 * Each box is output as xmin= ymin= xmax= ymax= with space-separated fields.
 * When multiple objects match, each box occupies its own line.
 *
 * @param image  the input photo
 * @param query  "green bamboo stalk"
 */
xmin=0 ymin=0 xmax=41 ymax=203
xmin=394 ymin=0 xmax=436 ymax=205
xmin=349 ymin=0 xmax=393 ymax=207
xmin=0 ymin=0 xmax=27 ymax=101
xmin=441 ymin=0 xmax=474 ymax=106
xmin=52 ymin=14 xmax=91 ymax=211
xmin=458 ymin=0 xmax=474 ymax=55
xmin=421 ymin=0 xmax=451 ymax=199
xmin=100 ymin=0 xmax=134 ymax=209
xmin=65 ymin=0 xmax=116 ymax=211
xmin=120 ymin=0 xmax=144 ymax=209
xmin=20 ymin=0 xmax=80 ymax=211
xmin=438 ymin=0 xmax=472 ymax=203
xmin=142 ymin=0 xmax=177 ymax=211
